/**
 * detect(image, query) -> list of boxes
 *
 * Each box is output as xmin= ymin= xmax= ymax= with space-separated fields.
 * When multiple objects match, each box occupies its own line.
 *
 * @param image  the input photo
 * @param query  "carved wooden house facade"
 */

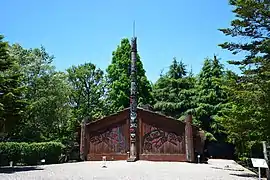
xmin=80 ymin=107 xmax=205 ymax=162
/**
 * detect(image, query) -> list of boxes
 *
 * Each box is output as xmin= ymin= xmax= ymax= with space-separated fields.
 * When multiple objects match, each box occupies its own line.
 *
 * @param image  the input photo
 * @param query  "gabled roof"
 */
xmin=85 ymin=107 xmax=197 ymax=130
xmin=85 ymin=107 xmax=130 ymax=127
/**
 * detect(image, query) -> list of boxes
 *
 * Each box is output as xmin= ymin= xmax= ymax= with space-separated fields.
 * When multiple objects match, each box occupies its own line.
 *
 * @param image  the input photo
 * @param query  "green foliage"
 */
xmin=67 ymin=62 xmax=105 ymax=124
xmin=2 ymin=2 xmax=269 ymax=162
xmin=8 ymin=44 xmax=73 ymax=142
xmin=0 ymin=36 xmax=27 ymax=139
xmin=153 ymin=58 xmax=196 ymax=119
xmin=0 ymin=142 xmax=64 ymax=166
xmin=194 ymin=56 xmax=228 ymax=141
xmin=218 ymin=0 xmax=270 ymax=157
xmin=106 ymin=38 xmax=153 ymax=113
xmin=167 ymin=57 xmax=187 ymax=79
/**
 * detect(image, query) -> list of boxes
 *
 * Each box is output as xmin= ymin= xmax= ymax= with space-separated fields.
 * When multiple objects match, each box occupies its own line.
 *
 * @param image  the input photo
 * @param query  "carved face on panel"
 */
xmin=89 ymin=126 xmax=126 ymax=150
xmin=143 ymin=127 xmax=183 ymax=151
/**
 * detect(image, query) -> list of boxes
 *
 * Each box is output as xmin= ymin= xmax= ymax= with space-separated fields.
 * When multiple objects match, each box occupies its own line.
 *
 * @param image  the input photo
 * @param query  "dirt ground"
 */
xmin=0 ymin=159 xmax=261 ymax=180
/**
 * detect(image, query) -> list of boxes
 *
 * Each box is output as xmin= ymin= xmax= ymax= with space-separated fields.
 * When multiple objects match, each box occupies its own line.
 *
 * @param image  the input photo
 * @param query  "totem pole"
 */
xmin=127 ymin=36 xmax=138 ymax=162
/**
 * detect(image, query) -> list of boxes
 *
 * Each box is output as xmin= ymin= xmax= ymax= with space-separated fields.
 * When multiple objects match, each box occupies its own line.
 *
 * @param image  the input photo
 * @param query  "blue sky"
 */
xmin=2 ymin=0 xmax=240 ymax=83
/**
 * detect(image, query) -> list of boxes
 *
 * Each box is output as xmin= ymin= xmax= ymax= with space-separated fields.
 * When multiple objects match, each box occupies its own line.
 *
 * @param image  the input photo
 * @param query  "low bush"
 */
xmin=0 ymin=142 xmax=65 ymax=166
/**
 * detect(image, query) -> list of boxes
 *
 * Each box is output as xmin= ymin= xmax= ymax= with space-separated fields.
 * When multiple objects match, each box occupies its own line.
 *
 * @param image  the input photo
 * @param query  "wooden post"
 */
xmin=185 ymin=114 xmax=194 ymax=162
xmin=127 ymin=35 xmax=138 ymax=162
xmin=262 ymin=141 xmax=270 ymax=179
xmin=80 ymin=118 xmax=87 ymax=161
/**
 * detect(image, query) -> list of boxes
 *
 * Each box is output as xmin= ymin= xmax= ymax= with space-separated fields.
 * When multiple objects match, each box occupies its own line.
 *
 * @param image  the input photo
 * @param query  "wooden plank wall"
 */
xmin=87 ymin=120 xmax=129 ymax=160
xmin=140 ymin=122 xmax=185 ymax=154
xmin=85 ymin=109 xmax=202 ymax=162
xmin=138 ymin=111 xmax=186 ymax=161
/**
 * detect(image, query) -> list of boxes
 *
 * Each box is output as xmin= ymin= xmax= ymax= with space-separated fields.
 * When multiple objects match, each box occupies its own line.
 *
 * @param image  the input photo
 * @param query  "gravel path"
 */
xmin=0 ymin=159 xmax=260 ymax=180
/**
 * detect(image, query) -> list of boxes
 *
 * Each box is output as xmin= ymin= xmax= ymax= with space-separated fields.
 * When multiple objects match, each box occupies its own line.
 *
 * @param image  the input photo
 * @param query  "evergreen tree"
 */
xmin=106 ymin=38 xmax=153 ymax=113
xmin=195 ymin=56 xmax=227 ymax=140
xmin=153 ymin=58 xmax=196 ymax=119
xmin=0 ymin=35 xmax=26 ymax=139
xmin=167 ymin=57 xmax=187 ymax=79
xmin=218 ymin=0 xmax=270 ymax=157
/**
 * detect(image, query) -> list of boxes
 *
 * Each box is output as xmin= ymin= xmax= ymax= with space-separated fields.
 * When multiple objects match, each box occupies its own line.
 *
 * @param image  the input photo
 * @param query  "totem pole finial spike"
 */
xmin=133 ymin=20 xmax=136 ymax=38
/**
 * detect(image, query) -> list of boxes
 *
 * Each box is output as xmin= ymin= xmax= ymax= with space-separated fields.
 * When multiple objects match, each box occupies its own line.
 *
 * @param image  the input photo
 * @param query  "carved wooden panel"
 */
xmin=141 ymin=122 xmax=185 ymax=154
xmin=88 ymin=121 xmax=128 ymax=154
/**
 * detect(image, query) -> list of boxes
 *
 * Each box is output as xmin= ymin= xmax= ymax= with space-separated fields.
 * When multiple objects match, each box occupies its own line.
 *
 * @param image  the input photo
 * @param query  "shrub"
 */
xmin=0 ymin=142 xmax=24 ymax=166
xmin=0 ymin=142 xmax=65 ymax=166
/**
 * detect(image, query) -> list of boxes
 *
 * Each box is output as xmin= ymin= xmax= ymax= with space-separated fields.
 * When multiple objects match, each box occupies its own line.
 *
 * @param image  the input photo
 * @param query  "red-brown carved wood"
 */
xmin=138 ymin=110 xmax=186 ymax=160
xmin=87 ymin=119 xmax=129 ymax=160
xmin=82 ymin=108 xmax=204 ymax=162
xmin=141 ymin=123 xmax=185 ymax=154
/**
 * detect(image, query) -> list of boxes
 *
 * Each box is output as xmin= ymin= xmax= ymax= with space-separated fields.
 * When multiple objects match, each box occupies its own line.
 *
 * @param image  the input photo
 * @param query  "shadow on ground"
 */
xmin=0 ymin=166 xmax=43 ymax=174
xmin=229 ymin=173 xmax=257 ymax=178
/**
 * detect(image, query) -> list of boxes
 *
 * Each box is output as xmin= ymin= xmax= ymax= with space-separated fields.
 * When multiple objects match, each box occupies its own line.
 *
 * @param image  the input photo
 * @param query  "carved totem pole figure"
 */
xmin=128 ymin=36 xmax=138 ymax=162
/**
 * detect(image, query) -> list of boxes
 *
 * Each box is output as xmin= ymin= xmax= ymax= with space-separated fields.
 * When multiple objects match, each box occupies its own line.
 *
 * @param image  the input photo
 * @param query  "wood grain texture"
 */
xmin=88 ymin=120 xmax=129 ymax=154
xmin=139 ymin=110 xmax=185 ymax=155
xmin=139 ymin=154 xmax=186 ymax=161
xmin=87 ymin=154 xmax=128 ymax=161
xmin=84 ymin=108 xmax=204 ymax=162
